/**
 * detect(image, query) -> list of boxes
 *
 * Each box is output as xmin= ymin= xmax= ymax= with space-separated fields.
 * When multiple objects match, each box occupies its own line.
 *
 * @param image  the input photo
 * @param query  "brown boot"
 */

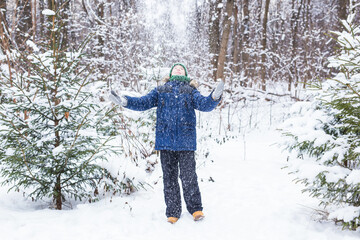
xmin=167 ymin=217 xmax=179 ymax=224
xmin=192 ymin=211 xmax=205 ymax=221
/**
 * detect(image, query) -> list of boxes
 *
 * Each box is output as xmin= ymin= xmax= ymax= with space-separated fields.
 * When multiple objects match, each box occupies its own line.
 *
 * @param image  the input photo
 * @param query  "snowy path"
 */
xmin=0 ymin=129 xmax=359 ymax=240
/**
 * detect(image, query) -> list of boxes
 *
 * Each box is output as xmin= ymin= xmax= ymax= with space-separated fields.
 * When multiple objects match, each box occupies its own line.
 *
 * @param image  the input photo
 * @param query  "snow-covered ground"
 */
xmin=0 ymin=114 xmax=359 ymax=240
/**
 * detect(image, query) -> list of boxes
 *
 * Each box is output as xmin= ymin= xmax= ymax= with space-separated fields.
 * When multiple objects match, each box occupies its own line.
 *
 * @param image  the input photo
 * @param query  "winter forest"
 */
xmin=1 ymin=0 xmax=360 ymax=239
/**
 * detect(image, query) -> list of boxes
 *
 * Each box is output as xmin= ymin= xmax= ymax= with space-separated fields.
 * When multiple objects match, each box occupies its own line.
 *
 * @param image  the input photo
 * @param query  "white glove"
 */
xmin=212 ymin=81 xmax=224 ymax=101
xmin=109 ymin=90 xmax=127 ymax=107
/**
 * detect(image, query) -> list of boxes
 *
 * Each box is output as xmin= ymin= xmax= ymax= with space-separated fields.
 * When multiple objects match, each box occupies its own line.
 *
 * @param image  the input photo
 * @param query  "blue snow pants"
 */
xmin=160 ymin=150 xmax=203 ymax=218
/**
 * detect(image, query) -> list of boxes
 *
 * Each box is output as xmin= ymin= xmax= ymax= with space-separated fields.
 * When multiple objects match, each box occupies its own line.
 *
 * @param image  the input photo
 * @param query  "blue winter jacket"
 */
xmin=124 ymin=80 xmax=221 ymax=151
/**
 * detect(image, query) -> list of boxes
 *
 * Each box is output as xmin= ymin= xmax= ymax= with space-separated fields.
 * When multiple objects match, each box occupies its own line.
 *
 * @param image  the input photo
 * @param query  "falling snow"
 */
xmin=1 ymin=0 xmax=360 ymax=239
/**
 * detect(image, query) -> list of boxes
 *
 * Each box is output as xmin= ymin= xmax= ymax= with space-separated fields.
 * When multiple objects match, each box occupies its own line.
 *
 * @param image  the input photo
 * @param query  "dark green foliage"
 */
xmin=0 ymin=11 xmax=124 ymax=210
xmin=282 ymin=14 xmax=360 ymax=230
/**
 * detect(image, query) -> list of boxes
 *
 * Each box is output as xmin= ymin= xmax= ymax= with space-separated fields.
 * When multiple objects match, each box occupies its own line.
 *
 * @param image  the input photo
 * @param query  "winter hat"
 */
xmin=169 ymin=63 xmax=188 ymax=77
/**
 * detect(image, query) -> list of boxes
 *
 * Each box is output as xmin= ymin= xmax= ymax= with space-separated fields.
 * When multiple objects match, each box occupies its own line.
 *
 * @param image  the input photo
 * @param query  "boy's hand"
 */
xmin=212 ymin=81 xmax=224 ymax=101
xmin=109 ymin=90 xmax=127 ymax=107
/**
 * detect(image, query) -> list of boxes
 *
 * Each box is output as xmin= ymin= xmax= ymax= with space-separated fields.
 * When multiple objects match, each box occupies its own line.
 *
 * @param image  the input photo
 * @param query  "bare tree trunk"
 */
xmin=54 ymin=96 xmax=62 ymax=210
xmin=47 ymin=0 xmax=69 ymax=50
xmin=260 ymin=0 xmax=270 ymax=91
xmin=289 ymin=0 xmax=303 ymax=92
xmin=0 ymin=0 xmax=12 ymax=84
xmin=39 ymin=0 xmax=45 ymax=37
xmin=253 ymin=0 xmax=262 ymax=87
xmin=97 ymin=1 xmax=105 ymax=76
xmin=61 ymin=0 xmax=70 ymax=49
xmin=54 ymin=175 xmax=62 ymax=210
xmin=289 ymin=0 xmax=296 ymax=92
xmin=216 ymin=0 xmax=234 ymax=81
xmin=232 ymin=2 xmax=240 ymax=75
xmin=241 ymin=0 xmax=250 ymax=87
xmin=0 ymin=0 xmax=6 ymax=27
xmin=16 ymin=0 xmax=32 ymax=49
xmin=302 ymin=0 xmax=312 ymax=89
xmin=338 ymin=0 xmax=348 ymax=20
xmin=248 ymin=0 xmax=263 ymax=87
xmin=0 ymin=0 xmax=8 ymax=52
xmin=48 ymin=0 xmax=55 ymax=36
xmin=97 ymin=1 xmax=105 ymax=49
xmin=32 ymin=0 xmax=36 ymax=41
xmin=209 ymin=0 xmax=222 ymax=80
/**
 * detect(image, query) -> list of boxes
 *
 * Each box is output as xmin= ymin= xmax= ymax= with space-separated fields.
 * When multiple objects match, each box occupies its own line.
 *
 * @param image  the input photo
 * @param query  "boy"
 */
xmin=110 ymin=63 xmax=224 ymax=223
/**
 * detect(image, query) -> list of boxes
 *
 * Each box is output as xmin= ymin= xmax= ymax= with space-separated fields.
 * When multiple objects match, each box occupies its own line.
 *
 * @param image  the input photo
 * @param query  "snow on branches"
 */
xmin=281 ymin=12 xmax=360 ymax=230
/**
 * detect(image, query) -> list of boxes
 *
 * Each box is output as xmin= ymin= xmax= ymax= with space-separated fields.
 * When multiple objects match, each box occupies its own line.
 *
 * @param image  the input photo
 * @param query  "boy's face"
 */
xmin=171 ymin=65 xmax=186 ymax=76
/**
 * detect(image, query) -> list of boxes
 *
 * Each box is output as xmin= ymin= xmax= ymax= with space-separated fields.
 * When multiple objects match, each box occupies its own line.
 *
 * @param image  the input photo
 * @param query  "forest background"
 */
xmin=1 ymin=0 xmax=359 ymax=99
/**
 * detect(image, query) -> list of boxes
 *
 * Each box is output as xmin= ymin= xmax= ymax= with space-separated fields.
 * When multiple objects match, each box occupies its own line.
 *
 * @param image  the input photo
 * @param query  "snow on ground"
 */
xmin=1 ymin=127 xmax=359 ymax=240
xmin=0 ymin=103 xmax=359 ymax=240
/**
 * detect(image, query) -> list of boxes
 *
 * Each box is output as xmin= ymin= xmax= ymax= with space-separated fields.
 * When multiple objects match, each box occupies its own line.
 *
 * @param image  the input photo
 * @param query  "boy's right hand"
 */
xmin=109 ymin=90 xmax=127 ymax=107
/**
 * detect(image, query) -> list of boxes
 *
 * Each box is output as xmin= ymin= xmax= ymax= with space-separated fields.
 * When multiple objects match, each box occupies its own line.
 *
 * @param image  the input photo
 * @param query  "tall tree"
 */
xmin=289 ymin=0 xmax=303 ymax=92
xmin=301 ymin=0 xmax=313 ymax=88
xmin=38 ymin=0 xmax=45 ymax=38
xmin=16 ymin=0 xmax=32 ymax=49
xmin=0 ymin=0 xmax=8 ymax=53
xmin=0 ymin=0 xmax=6 ymax=28
xmin=209 ymin=0 xmax=222 ymax=80
xmin=32 ymin=0 xmax=37 ymax=41
xmin=260 ymin=0 xmax=271 ymax=91
xmin=241 ymin=0 xmax=250 ymax=87
xmin=0 ymin=0 xmax=12 ymax=84
xmin=47 ymin=0 xmax=70 ymax=49
xmin=338 ymin=0 xmax=349 ymax=20
xmin=232 ymin=2 xmax=240 ymax=75
xmin=0 ymin=23 xmax=122 ymax=210
xmin=96 ymin=0 xmax=105 ymax=75
xmin=216 ymin=0 xmax=234 ymax=81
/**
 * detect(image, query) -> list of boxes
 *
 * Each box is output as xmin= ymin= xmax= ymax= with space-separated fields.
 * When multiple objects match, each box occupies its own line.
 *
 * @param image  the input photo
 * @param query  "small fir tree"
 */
xmin=282 ymin=11 xmax=360 ymax=230
xmin=0 ymin=9 xmax=123 ymax=209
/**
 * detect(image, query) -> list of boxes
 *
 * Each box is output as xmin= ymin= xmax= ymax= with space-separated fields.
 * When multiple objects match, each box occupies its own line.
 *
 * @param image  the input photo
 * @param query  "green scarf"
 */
xmin=169 ymin=75 xmax=191 ymax=83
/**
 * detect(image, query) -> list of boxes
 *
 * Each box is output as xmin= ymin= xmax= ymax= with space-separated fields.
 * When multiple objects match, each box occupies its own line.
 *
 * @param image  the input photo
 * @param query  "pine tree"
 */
xmin=0 ymin=9 xmax=123 ymax=210
xmin=282 ymin=10 xmax=360 ymax=230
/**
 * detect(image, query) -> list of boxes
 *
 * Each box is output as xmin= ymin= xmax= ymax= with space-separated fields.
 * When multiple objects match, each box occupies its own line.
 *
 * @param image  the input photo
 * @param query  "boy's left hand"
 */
xmin=212 ymin=81 xmax=224 ymax=101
